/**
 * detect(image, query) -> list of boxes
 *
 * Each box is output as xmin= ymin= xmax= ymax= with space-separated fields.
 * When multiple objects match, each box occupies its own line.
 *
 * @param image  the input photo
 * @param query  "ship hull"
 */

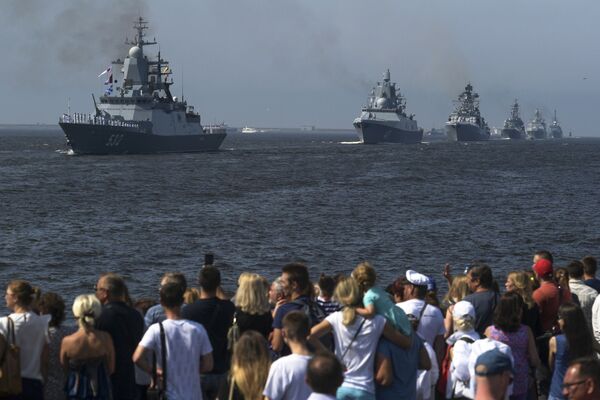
xmin=60 ymin=123 xmax=226 ymax=155
xmin=550 ymin=128 xmax=563 ymax=139
xmin=446 ymin=123 xmax=489 ymax=142
xmin=501 ymin=128 xmax=525 ymax=140
xmin=353 ymin=120 xmax=422 ymax=144
xmin=526 ymin=129 xmax=546 ymax=140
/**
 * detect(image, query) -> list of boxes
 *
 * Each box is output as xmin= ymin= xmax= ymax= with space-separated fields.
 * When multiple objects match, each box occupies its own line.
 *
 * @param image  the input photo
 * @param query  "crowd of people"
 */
xmin=1 ymin=251 xmax=600 ymax=400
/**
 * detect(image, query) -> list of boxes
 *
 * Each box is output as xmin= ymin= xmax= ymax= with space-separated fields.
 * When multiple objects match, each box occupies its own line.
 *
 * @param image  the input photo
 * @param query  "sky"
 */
xmin=0 ymin=0 xmax=598 ymax=135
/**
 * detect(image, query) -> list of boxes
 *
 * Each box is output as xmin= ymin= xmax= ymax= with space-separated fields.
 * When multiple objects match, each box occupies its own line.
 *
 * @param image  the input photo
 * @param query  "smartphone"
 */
xmin=204 ymin=253 xmax=214 ymax=266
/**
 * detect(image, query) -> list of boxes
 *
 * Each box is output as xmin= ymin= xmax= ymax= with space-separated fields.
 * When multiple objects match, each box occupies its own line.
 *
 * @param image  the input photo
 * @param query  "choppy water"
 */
xmin=1 ymin=127 xmax=599 ymax=306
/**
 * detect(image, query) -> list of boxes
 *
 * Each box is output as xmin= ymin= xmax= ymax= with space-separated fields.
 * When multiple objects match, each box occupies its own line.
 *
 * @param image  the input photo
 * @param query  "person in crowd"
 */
xmin=270 ymin=263 xmax=320 ymax=355
xmin=352 ymin=261 xmax=411 ymax=336
xmin=443 ymin=274 xmax=471 ymax=336
xmin=534 ymin=250 xmax=554 ymax=265
xmin=316 ymin=274 xmax=340 ymax=316
xmin=95 ymin=272 xmax=144 ymax=400
xmin=61 ymin=294 xmax=115 ymax=399
xmin=386 ymin=278 xmax=405 ymax=304
xmin=306 ymin=352 xmax=345 ymax=400
xmin=414 ymin=318 xmax=439 ymax=400
xmin=562 ymin=357 xmax=600 ymax=400
xmin=182 ymin=265 xmax=235 ymax=400
xmin=38 ymin=291 xmax=72 ymax=400
xmin=463 ymin=264 xmax=500 ymax=335
xmin=548 ymin=302 xmax=595 ymax=400
xmin=309 ymin=277 xmax=412 ymax=400
xmin=581 ymin=256 xmax=600 ymax=292
xmin=133 ymin=282 xmax=214 ymax=400
xmin=184 ymin=287 xmax=201 ymax=304
xmin=468 ymin=337 xmax=514 ymax=398
xmin=473 ymin=349 xmax=514 ymax=400
xmin=484 ymin=291 xmax=541 ymax=400
xmin=268 ymin=277 xmax=286 ymax=309
xmin=218 ymin=330 xmax=272 ymax=400
xmin=0 ymin=280 xmax=48 ymax=399
xmin=263 ymin=311 xmax=313 ymax=400
xmin=505 ymin=271 xmax=543 ymax=339
xmin=234 ymin=272 xmax=273 ymax=339
xmin=145 ymin=272 xmax=188 ymax=327
xmin=555 ymin=267 xmax=575 ymax=304
xmin=398 ymin=270 xmax=446 ymax=365
xmin=532 ymin=258 xmax=562 ymax=333
xmin=566 ymin=260 xmax=598 ymax=326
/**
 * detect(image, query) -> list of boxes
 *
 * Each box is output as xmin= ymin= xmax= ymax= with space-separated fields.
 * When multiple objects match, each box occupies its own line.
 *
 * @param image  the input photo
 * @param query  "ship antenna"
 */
xmin=67 ymin=97 xmax=71 ymax=116
xmin=181 ymin=64 xmax=184 ymax=102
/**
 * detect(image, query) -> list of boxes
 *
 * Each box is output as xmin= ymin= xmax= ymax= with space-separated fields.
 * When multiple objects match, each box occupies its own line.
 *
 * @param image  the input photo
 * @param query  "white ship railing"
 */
xmin=59 ymin=113 xmax=142 ymax=129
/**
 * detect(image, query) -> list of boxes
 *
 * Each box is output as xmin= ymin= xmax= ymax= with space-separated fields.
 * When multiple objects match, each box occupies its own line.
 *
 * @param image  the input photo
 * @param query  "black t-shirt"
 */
xmin=236 ymin=308 xmax=273 ymax=339
xmin=182 ymin=297 xmax=235 ymax=374
xmin=95 ymin=301 xmax=144 ymax=400
xmin=463 ymin=290 xmax=500 ymax=335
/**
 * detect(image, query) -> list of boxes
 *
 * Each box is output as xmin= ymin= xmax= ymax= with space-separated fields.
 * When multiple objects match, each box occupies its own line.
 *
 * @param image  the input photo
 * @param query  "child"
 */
xmin=352 ymin=261 xmax=412 ymax=336
xmin=316 ymin=274 xmax=341 ymax=316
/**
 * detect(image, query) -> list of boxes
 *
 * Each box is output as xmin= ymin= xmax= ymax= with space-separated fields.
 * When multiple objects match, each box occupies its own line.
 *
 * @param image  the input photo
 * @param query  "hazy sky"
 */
xmin=1 ymin=0 xmax=598 ymax=134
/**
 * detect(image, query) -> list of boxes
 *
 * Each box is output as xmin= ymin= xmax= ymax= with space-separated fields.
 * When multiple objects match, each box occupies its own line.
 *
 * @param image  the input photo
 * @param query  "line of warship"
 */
xmin=549 ymin=110 xmax=563 ymax=139
xmin=526 ymin=109 xmax=547 ymax=140
xmin=501 ymin=99 xmax=526 ymax=140
xmin=59 ymin=18 xmax=226 ymax=155
xmin=353 ymin=69 xmax=423 ymax=144
xmin=445 ymin=83 xmax=490 ymax=142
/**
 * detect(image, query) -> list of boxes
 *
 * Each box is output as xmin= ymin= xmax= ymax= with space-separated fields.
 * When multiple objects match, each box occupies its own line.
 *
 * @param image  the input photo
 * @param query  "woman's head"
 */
xmin=506 ymin=271 xmax=535 ymax=308
xmin=352 ymin=262 xmax=376 ymax=292
xmin=231 ymin=330 xmax=272 ymax=400
xmin=493 ymin=291 xmax=524 ymax=333
xmin=447 ymin=275 xmax=470 ymax=304
xmin=5 ymin=280 xmax=39 ymax=310
xmin=334 ymin=277 xmax=362 ymax=326
xmin=452 ymin=300 xmax=476 ymax=332
xmin=235 ymin=273 xmax=270 ymax=315
xmin=558 ymin=302 xmax=593 ymax=360
xmin=72 ymin=294 xmax=102 ymax=329
xmin=555 ymin=267 xmax=570 ymax=287
xmin=183 ymin=288 xmax=200 ymax=304
xmin=38 ymin=292 xmax=66 ymax=328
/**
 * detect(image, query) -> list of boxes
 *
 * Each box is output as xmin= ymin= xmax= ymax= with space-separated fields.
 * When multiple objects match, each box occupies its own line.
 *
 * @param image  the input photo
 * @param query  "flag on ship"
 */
xmin=98 ymin=66 xmax=111 ymax=78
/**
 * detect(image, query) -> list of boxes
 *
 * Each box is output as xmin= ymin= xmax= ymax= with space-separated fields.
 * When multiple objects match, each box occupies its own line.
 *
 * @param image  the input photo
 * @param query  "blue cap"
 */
xmin=475 ymin=349 xmax=513 ymax=376
xmin=426 ymin=275 xmax=436 ymax=292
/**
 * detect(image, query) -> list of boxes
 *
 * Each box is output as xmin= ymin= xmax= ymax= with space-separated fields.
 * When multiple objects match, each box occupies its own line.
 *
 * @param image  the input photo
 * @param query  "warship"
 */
xmin=59 ymin=18 xmax=226 ymax=155
xmin=446 ymin=83 xmax=490 ymax=142
xmin=501 ymin=99 xmax=526 ymax=140
xmin=526 ymin=109 xmax=547 ymax=140
xmin=353 ymin=69 xmax=422 ymax=144
xmin=549 ymin=110 xmax=563 ymax=139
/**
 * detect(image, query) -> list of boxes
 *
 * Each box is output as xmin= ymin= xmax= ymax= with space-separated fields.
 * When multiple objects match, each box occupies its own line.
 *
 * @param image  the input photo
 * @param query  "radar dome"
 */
xmin=376 ymin=97 xmax=389 ymax=108
xmin=129 ymin=46 xmax=142 ymax=58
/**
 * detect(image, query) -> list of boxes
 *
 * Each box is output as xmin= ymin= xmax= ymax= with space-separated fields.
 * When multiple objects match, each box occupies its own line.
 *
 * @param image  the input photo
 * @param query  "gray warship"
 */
xmin=526 ymin=109 xmax=547 ymax=140
xmin=353 ymin=69 xmax=422 ymax=144
xmin=446 ymin=83 xmax=490 ymax=142
xmin=59 ymin=18 xmax=226 ymax=155
xmin=549 ymin=110 xmax=563 ymax=139
xmin=501 ymin=99 xmax=526 ymax=140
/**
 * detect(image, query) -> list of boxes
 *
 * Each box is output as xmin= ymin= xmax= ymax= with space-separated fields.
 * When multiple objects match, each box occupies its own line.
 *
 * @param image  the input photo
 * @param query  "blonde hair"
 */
xmin=507 ymin=271 xmax=535 ymax=309
xmin=352 ymin=262 xmax=376 ymax=292
xmin=231 ymin=331 xmax=271 ymax=400
xmin=72 ymin=294 xmax=102 ymax=329
xmin=334 ymin=277 xmax=362 ymax=326
xmin=453 ymin=315 xmax=475 ymax=332
xmin=235 ymin=273 xmax=270 ymax=315
xmin=445 ymin=275 xmax=470 ymax=304
xmin=183 ymin=288 xmax=200 ymax=304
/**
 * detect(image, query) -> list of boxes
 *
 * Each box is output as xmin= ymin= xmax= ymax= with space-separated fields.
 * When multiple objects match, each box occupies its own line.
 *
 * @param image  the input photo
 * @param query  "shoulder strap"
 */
xmin=159 ymin=321 xmax=167 ymax=392
xmin=6 ymin=317 xmax=15 ymax=345
xmin=340 ymin=317 xmax=366 ymax=362
xmin=416 ymin=301 xmax=428 ymax=329
xmin=459 ymin=336 xmax=475 ymax=344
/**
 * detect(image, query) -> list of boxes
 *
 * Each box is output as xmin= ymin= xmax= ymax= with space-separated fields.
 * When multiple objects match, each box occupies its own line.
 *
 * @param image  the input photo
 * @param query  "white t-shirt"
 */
xmin=326 ymin=312 xmax=386 ymax=394
xmin=416 ymin=341 xmax=439 ymax=400
xmin=467 ymin=338 xmax=514 ymax=399
xmin=397 ymin=299 xmax=445 ymax=347
xmin=0 ymin=312 xmax=49 ymax=381
xmin=139 ymin=319 xmax=213 ymax=400
xmin=263 ymin=353 xmax=312 ymax=400
xmin=307 ymin=393 xmax=336 ymax=400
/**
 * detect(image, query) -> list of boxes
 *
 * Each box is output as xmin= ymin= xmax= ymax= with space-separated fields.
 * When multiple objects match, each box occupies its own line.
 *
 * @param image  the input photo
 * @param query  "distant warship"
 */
xmin=59 ymin=17 xmax=226 ymax=155
xmin=526 ymin=109 xmax=547 ymax=140
xmin=549 ymin=110 xmax=563 ymax=139
xmin=501 ymin=99 xmax=526 ymax=140
xmin=353 ymin=69 xmax=422 ymax=144
xmin=446 ymin=83 xmax=490 ymax=142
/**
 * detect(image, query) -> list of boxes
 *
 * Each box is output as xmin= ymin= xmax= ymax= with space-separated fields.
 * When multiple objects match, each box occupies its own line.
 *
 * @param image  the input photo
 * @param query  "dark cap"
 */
xmin=475 ymin=349 xmax=513 ymax=376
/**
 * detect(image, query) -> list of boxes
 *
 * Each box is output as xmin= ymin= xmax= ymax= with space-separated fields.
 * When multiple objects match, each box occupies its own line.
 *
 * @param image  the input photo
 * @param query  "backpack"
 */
xmin=436 ymin=336 xmax=475 ymax=398
xmin=291 ymin=298 xmax=333 ymax=351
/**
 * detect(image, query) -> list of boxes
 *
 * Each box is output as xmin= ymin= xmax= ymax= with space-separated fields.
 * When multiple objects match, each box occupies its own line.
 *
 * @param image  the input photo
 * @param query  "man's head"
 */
xmin=160 ymin=282 xmax=185 ymax=309
xmin=403 ymin=269 xmax=429 ymax=300
xmin=567 ymin=261 xmax=585 ymax=281
xmin=582 ymin=256 xmax=597 ymax=279
xmin=281 ymin=263 xmax=310 ymax=299
xmin=268 ymin=277 xmax=286 ymax=305
xmin=474 ymin=349 xmax=513 ymax=400
xmin=532 ymin=258 xmax=554 ymax=281
xmin=318 ymin=274 xmax=337 ymax=299
xmin=198 ymin=265 xmax=221 ymax=294
xmin=533 ymin=250 xmax=554 ymax=264
xmin=282 ymin=310 xmax=309 ymax=344
xmin=95 ymin=273 xmax=127 ymax=304
xmin=467 ymin=264 xmax=494 ymax=291
xmin=306 ymin=351 xmax=344 ymax=395
xmin=562 ymin=357 xmax=600 ymax=399
xmin=161 ymin=272 xmax=187 ymax=291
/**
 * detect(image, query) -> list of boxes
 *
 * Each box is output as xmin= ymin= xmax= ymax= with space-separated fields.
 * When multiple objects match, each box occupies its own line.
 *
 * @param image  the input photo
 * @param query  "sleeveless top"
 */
xmin=549 ymin=334 xmax=569 ymax=400
xmin=65 ymin=357 xmax=112 ymax=400
xmin=488 ymin=325 xmax=529 ymax=395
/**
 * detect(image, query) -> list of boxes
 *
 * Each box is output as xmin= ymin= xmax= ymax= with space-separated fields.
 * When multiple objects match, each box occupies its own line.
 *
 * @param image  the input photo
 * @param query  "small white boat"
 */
xmin=241 ymin=126 xmax=258 ymax=134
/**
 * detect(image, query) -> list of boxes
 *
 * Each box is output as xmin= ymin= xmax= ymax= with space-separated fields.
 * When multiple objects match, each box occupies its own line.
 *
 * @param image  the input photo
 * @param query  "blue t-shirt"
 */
xmin=363 ymin=287 xmax=411 ymax=336
xmin=584 ymin=278 xmax=600 ymax=293
xmin=375 ymin=334 xmax=423 ymax=400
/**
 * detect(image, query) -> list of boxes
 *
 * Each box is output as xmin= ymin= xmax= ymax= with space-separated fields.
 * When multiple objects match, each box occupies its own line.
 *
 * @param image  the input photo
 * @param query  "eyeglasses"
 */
xmin=561 ymin=379 xmax=587 ymax=390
